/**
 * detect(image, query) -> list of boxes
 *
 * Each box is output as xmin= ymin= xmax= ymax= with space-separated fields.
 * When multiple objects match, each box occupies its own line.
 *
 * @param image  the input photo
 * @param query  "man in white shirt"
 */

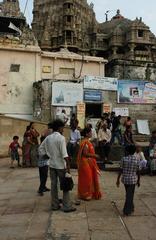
xmin=98 ymin=123 xmax=112 ymax=165
xmin=39 ymin=119 xmax=76 ymax=212
xmin=67 ymin=125 xmax=81 ymax=161
xmin=58 ymin=109 xmax=68 ymax=124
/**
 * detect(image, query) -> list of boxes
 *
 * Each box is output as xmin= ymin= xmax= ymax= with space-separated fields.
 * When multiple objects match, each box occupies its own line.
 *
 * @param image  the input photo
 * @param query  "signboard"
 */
xmin=52 ymin=82 xmax=83 ymax=106
xmin=113 ymin=107 xmax=129 ymax=117
xmin=84 ymin=76 xmax=118 ymax=91
xmin=137 ymin=120 xmax=150 ymax=135
xmin=77 ymin=102 xmax=86 ymax=129
xmin=42 ymin=66 xmax=51 ymax=73
xmin=118 ymin=80 xmax=156 ymax=104
xmin=84 ymin=90 xmax=102 ymax=102
xmin=103 ymin=103 xmax=112 ymax=113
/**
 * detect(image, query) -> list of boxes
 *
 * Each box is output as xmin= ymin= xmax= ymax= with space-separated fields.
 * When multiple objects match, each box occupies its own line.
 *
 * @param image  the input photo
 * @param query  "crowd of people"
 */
xmin=8 ymin=111 xmax=156 ymax=215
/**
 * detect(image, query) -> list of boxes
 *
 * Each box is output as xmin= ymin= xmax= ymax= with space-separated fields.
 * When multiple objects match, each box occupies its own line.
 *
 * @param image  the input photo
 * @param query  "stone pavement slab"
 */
xmin=0 ymin=158 xmax=156 ymax=240
xmin=124 ymin=216 xmax=156 ymax=240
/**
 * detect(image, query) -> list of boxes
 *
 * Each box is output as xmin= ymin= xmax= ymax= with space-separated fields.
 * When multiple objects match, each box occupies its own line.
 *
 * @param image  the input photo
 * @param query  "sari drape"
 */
xmin=77 ymin=139 xmax=102 ymax=200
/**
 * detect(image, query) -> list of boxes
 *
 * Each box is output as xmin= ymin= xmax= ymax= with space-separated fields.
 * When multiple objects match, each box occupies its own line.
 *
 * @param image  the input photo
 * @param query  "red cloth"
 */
xmin=77 ymin=139 xmax=102 ymax=200
xmin=9 ymin=142 xmax=20 ymax=151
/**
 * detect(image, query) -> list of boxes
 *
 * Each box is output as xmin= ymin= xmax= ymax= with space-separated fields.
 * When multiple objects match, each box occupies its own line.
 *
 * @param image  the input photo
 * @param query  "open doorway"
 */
xmin=85 ymin=103 xmax=102 ymax=119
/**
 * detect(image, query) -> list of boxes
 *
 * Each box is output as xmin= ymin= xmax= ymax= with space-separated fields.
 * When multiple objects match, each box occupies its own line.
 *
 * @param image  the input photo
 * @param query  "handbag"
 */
xmin=60 ymin=173 xmax=74 ymax=191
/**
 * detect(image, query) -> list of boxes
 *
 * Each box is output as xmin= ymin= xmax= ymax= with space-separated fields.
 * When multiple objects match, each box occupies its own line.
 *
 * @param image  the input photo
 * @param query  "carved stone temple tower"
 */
xmin=32 ymin=1 xmax=156 ymax=81
xmin=0 ymin=0 xmax=22 ymax=18
xmin=32 ymin=0 xmax=97 ymax=53
xmin=0 ymin=0 xmax=37 ymax=47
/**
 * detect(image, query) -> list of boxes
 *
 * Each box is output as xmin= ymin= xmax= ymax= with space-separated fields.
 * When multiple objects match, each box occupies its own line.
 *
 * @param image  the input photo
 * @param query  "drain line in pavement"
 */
xmin=111 ymin=201 xmax=134 ymax=240
xmin=85 ymin=203 xmax=92 ymax=240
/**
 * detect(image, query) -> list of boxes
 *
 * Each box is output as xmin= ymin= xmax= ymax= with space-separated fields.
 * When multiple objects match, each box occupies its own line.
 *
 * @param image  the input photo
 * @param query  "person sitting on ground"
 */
xmin=134 ymin=145 xmax=147 ymax=171
xmin=8 ymin=136 xmax=22 ymax=168
xmin=116 ymin=145 xmax=140 ymax=216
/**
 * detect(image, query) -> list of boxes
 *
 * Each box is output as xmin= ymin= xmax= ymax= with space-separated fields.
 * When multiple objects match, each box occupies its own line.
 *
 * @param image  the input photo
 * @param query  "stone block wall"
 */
xmin=0 ymin=115 xmax=70 ymax=157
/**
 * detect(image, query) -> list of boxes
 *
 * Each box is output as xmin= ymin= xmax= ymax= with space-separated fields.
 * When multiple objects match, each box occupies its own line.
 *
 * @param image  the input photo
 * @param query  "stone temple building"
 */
xmin=0 ymin=0 xmax=37 ymax=46
xmin=32 ymin=0 xmax=156 ymax=81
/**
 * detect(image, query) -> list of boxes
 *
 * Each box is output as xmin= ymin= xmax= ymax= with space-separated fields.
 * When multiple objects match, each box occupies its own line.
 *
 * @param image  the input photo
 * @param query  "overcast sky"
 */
xmin=20 ymin=0 xmax=156 ymax=35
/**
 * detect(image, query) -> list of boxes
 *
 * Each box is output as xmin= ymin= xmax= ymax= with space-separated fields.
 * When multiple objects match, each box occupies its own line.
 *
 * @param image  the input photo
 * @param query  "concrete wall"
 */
xmin=0 ymin=45 xmax=105 ymax=120
xmin=0 ymin=46 xmax=41 ymax=118
xmin=0 ymin=115 xmax=70 ymax=157
xmin=41 ymin=50 xmax=105 ymax=80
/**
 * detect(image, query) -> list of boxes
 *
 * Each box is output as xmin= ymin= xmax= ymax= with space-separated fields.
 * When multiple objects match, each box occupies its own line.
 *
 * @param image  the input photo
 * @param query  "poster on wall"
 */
xmin=84 ymin=76 xmax=118 ymax=91
xmin=118 ymin=80 xmax=156 ymax=104
xmin=137 ymin=120 xmax=150 ymax=135
xmin=113 ymin=107 xmax=129 ymax=117
xmin=77 ymin=102 xmax=86 ymax=129
xmin=103 ymin=103 xmax=112 ymax=113
xmin=52 ymin=82 xmax=83 ymax=106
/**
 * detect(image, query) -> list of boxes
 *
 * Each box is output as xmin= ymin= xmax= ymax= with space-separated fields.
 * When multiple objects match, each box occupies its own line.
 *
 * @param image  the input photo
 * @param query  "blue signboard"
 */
xmin=84 ymin=90 xmax=102 ymax=102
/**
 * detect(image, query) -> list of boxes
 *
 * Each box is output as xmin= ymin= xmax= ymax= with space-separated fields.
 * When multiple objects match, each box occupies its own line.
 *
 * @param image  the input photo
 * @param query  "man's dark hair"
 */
xmin=125 ymin=145 xmax=136 ymax=155
xmin=52 ymin=119 xmax=65 ymax=131
xmin=13 ymin=136 xmax=19 ymax=140
xmin=81 ymin=127 xmax=91 ymax=137
xmin=87 ymin=123 xmax=92 ymax=129
xmin=48 ymin=122 xmax=53 ymax=129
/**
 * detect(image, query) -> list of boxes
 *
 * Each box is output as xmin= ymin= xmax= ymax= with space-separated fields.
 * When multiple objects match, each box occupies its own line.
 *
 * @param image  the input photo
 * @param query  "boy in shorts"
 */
xmin=8 ymin=136 xmax=22 ymax=168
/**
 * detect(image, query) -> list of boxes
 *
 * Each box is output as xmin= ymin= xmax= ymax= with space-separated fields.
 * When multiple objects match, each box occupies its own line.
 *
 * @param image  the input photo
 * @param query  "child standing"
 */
xmin=8 ymin=136 xmax=22 ymax=168
xmin=116 ymin=145 xmax=140 ymax=216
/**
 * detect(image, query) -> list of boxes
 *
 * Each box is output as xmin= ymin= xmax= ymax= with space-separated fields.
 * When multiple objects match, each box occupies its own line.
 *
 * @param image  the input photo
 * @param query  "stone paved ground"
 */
xmin=0 ymin=158 xmax=156 ymax=240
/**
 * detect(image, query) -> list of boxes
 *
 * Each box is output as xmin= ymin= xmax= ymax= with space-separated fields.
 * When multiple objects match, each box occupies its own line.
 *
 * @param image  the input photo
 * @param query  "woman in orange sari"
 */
xmin=77 ymin=127 xmax=102 ymax=200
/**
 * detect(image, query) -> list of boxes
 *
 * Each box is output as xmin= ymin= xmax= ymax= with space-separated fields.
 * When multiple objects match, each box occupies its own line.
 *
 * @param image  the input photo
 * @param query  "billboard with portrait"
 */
xmin=118 ymin=80 xmax=156 ymax=104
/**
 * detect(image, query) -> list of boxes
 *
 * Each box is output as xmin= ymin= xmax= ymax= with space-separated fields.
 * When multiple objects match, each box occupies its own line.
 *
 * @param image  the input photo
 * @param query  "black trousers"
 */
xmin=123 ymin=184 xmax=135 ymax=215
xmin=38 ymin=165 xmax=48 ymax=192
xmin=99 ymin=142 xmax=111 ymax=160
